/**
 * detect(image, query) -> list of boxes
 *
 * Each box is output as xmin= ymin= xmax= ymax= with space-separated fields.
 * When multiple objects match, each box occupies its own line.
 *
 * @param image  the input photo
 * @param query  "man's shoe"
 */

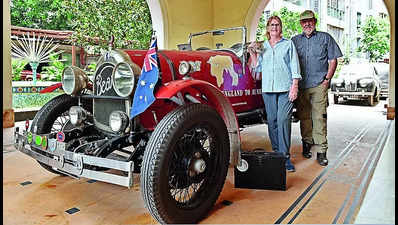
xmin=302 ymin=141 xmax=312 ymax=158
xmin=317 ymin=152 xmax=328 ymax=166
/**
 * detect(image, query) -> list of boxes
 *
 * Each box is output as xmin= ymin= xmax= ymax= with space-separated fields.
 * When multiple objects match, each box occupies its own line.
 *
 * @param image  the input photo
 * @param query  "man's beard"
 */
xmin=304 ymin=26 xmax=314 ymax=36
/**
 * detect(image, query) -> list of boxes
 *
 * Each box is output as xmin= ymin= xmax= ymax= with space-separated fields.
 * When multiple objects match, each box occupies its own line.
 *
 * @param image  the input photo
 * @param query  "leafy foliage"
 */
xmin=256 ymin=7 xmax=302 ymax=40
xmin=11 ymin=0 xmax=74 ymax=30
xmin=42 ymin=55 xmax=66 ymax=81
xmin=11 ymin=0 xmax=153 ymax=52
xmin=256 ymin=7 xmax=320 ymax=41
xmin=85 ymin=62 xmax=97 ymax=77
xmin=357 ymin=16 xmax=390 ymax=62
xmin=66 ymin=0 xmax=153 ymax=51
xmin=11 ymin=58 xmax=28 ymax=81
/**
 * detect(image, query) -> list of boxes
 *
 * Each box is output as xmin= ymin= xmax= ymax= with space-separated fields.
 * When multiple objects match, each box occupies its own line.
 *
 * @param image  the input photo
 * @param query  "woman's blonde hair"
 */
xmin=265 ymin=16 xmax=283 ymax=40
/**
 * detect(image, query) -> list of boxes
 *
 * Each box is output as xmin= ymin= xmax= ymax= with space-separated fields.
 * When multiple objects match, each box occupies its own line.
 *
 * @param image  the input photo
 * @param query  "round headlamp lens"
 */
xmin=69 ymin=106 xmax=85 ymax=126
xmin=113 ymin=62 xmax=135 ymax=97
xmin=359 ymin=79 xmax=372 ymax=87
xmin=109 ymin=111 xmax=129 ymax=132
xmin=62 ymin=67 xmax=75 ymax=95
xmin=110 ymin=114 xmax=122 ymax=132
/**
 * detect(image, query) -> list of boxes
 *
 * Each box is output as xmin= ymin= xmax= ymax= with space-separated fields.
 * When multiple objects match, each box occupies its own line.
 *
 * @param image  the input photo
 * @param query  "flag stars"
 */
xmin=141 ymin=80 xmax=146 ymax=86
xmin=149 ymin=83 xmax=155 ymax=89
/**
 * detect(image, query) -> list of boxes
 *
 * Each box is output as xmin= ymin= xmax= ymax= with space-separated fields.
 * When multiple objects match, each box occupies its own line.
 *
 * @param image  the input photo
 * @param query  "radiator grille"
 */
xmin=93 ymin=62 xmax=127 ymax=132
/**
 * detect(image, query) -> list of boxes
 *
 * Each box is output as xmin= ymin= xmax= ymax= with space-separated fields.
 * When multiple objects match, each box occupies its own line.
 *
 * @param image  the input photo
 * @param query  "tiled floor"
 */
xmin=3 ymin=119 xmax=395 ymax=224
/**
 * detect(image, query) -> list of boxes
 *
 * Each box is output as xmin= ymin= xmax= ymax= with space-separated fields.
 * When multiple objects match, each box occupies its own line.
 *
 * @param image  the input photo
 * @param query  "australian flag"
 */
xmin=130 ymin=37 xmax=159 ymax=118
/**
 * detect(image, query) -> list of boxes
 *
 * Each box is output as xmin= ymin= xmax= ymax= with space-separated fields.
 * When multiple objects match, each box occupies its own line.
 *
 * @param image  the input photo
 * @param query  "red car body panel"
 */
xmin=125 ymin=49 xmax=264 ymax=114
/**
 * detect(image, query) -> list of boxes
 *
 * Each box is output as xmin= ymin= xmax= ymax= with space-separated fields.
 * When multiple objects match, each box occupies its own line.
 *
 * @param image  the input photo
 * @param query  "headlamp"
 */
xmin=62 ymin=66 xmax=89 ymax=95
xmin=359 ymin=79 xmax=373 ymax=88
xmin=69 ymin=106 xmax=86 ymax=126
xmin=109 ymin=111 xmax=129 ymax=133
xmin=112 ymin=62 xmax=135 ymax=97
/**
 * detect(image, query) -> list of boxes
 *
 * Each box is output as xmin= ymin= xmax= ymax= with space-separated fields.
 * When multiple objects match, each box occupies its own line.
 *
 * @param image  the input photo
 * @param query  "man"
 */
xmin=292 ymin=10 xmax=343 ymax=166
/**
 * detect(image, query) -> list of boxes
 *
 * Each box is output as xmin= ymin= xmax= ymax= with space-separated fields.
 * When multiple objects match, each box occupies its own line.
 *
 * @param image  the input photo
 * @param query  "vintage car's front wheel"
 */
xmin=140 ymin=104 xmax=230 ymax=224
xmin=31 ymin=94 xmax=91 ymax=175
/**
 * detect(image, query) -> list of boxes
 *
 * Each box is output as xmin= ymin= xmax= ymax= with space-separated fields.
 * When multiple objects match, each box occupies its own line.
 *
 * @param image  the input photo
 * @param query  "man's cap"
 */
xmin=300 ymin=10 xmax=315 ymax=20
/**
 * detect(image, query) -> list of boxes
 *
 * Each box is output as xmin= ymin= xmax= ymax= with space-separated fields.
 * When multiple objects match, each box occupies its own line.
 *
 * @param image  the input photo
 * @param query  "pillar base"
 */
xmin=3 ymin=109 xmax=15 ymax=128
xmin=387 ymin=107 xmax=395 ymax=120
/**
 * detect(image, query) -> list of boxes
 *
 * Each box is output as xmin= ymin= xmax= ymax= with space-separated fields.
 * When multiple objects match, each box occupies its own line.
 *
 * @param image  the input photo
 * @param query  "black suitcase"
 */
xmin=234 ymin=150 xmax=286 ymax=191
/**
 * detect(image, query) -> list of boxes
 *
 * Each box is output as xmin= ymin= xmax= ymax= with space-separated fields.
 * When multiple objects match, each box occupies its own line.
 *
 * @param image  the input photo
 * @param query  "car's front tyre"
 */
xmin=140 ymin=104 xmax=230 ymax=224
xmin=30 ymin=94 xmax=92 ymax=175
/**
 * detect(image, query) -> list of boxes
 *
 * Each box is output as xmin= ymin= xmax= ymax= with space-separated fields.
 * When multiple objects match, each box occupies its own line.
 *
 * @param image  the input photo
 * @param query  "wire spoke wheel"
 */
xmin=31 ymin=94 xmax=91 ymax=175
xmin=141 ymin=104 xmax=229 ymax=224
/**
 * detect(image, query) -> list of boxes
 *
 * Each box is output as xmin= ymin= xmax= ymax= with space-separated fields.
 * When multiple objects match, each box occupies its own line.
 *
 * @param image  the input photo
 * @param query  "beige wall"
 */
xmin=157 ymin=0 xmax=267 ymax=50
xmin=3 ymin=0 xmax=14 ymax=128
xmin=384 ymin=0 xmax=395 ymax=110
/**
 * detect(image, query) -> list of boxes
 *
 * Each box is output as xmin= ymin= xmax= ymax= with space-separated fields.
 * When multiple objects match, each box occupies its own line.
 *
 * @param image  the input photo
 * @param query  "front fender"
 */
xmin=155 ymin=79 xmax=241 ymax=166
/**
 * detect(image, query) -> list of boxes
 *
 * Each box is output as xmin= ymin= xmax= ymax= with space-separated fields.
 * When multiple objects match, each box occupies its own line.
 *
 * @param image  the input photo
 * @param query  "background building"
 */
xmin=263 ymin=0 xmax=388 ymax=60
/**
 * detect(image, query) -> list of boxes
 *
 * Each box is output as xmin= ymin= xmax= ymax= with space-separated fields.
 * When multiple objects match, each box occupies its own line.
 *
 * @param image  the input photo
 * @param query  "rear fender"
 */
xmin=155 ymin=79 xmax=241 ymax=166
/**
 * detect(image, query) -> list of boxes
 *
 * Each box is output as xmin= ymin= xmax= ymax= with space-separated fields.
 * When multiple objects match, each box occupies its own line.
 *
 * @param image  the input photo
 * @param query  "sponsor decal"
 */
xmin=42 ymin=136 xmax=48 ymax=150
xmin=27 ymin=132 xmax=33 ymax=144
xmin=48 ymin=138 xmax=57 ymax=152
xmin=57 ymin=132 xmax=65 ymax=142
xmin=35 ymin=135 xmax=42 ymax=146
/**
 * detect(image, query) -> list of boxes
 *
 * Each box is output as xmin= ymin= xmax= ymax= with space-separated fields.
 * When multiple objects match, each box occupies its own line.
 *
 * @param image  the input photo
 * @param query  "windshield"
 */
xmin=187 ymin=27 xmax=246 ymax=51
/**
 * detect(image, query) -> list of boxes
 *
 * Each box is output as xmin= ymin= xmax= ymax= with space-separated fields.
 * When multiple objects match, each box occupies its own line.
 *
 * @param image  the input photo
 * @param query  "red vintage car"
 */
xmin=15 ymin=27 xmax=292 ymax=224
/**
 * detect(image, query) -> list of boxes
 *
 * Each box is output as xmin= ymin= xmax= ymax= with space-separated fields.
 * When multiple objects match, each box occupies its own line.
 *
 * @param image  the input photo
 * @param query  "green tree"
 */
xmin=256 ymin=7 xmax=320 ymax=41
xmin=66 ymin=0 xmax=153 ymax=51
xmin=11 ymin=0 xmax=153 ymax=51
xmin=257 ymin=7 xmax=302 ymax=40
xmin=11 ymin=58 xmax=28 ymax=81
xmin=42 ymin=55 xmax=66 ymax=81
xmin=11 ymin=0 xmax=75 ymax=30
xmin=357 ymin=16 xmax=390 ymax=62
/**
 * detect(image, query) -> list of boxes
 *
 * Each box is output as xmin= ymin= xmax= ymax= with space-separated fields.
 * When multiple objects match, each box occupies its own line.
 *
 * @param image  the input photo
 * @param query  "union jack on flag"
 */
xmin=130 ymin=38 xmax=159 ymax=118
xmin=143 ymin=41 xmax=158 ymax=72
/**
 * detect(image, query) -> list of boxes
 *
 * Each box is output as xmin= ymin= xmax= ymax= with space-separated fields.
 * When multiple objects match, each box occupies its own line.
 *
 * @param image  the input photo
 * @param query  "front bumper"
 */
xmin=14 ymin=128 xmax=134 ymax=188
xmin=331 ymin=91 xmax=373 ymax=99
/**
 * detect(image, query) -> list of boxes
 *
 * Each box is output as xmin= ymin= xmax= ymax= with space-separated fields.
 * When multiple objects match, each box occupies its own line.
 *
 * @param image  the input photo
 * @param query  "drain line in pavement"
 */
xmin=274 ymin=124 xmax=372 ymax=224
xmin=332 ymin=122 xmax=389 ymax=223
xmin=342 ymin=121 xmax=392 ymax=224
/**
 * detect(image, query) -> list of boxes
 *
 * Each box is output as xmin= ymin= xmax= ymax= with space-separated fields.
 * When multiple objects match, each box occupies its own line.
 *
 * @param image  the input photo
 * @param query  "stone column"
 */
xmin=3 ymin=0 xmax=14 ymax=128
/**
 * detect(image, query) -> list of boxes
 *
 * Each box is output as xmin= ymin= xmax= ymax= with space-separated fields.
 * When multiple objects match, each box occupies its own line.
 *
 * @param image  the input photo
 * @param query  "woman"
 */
xmin=248 ymin=16 xmax=301 ymax=172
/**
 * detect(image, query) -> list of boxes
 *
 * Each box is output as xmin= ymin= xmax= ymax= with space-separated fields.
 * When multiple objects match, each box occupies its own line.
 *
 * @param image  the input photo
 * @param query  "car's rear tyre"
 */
xmin=140 ymin=104 xmax=230 ymax=224
xmin=31 ymin=94 xmax=92 ymax=175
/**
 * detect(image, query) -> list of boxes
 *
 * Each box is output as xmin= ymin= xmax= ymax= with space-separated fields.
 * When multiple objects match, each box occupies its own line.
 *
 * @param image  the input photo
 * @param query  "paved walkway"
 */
xmin=3 ymin=119 xmax=395 ymax=224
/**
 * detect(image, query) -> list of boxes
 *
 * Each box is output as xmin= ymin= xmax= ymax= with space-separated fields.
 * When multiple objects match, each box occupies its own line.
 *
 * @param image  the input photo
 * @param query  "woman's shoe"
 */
xmin=285 ymin=159 xmax=296 ymax=172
